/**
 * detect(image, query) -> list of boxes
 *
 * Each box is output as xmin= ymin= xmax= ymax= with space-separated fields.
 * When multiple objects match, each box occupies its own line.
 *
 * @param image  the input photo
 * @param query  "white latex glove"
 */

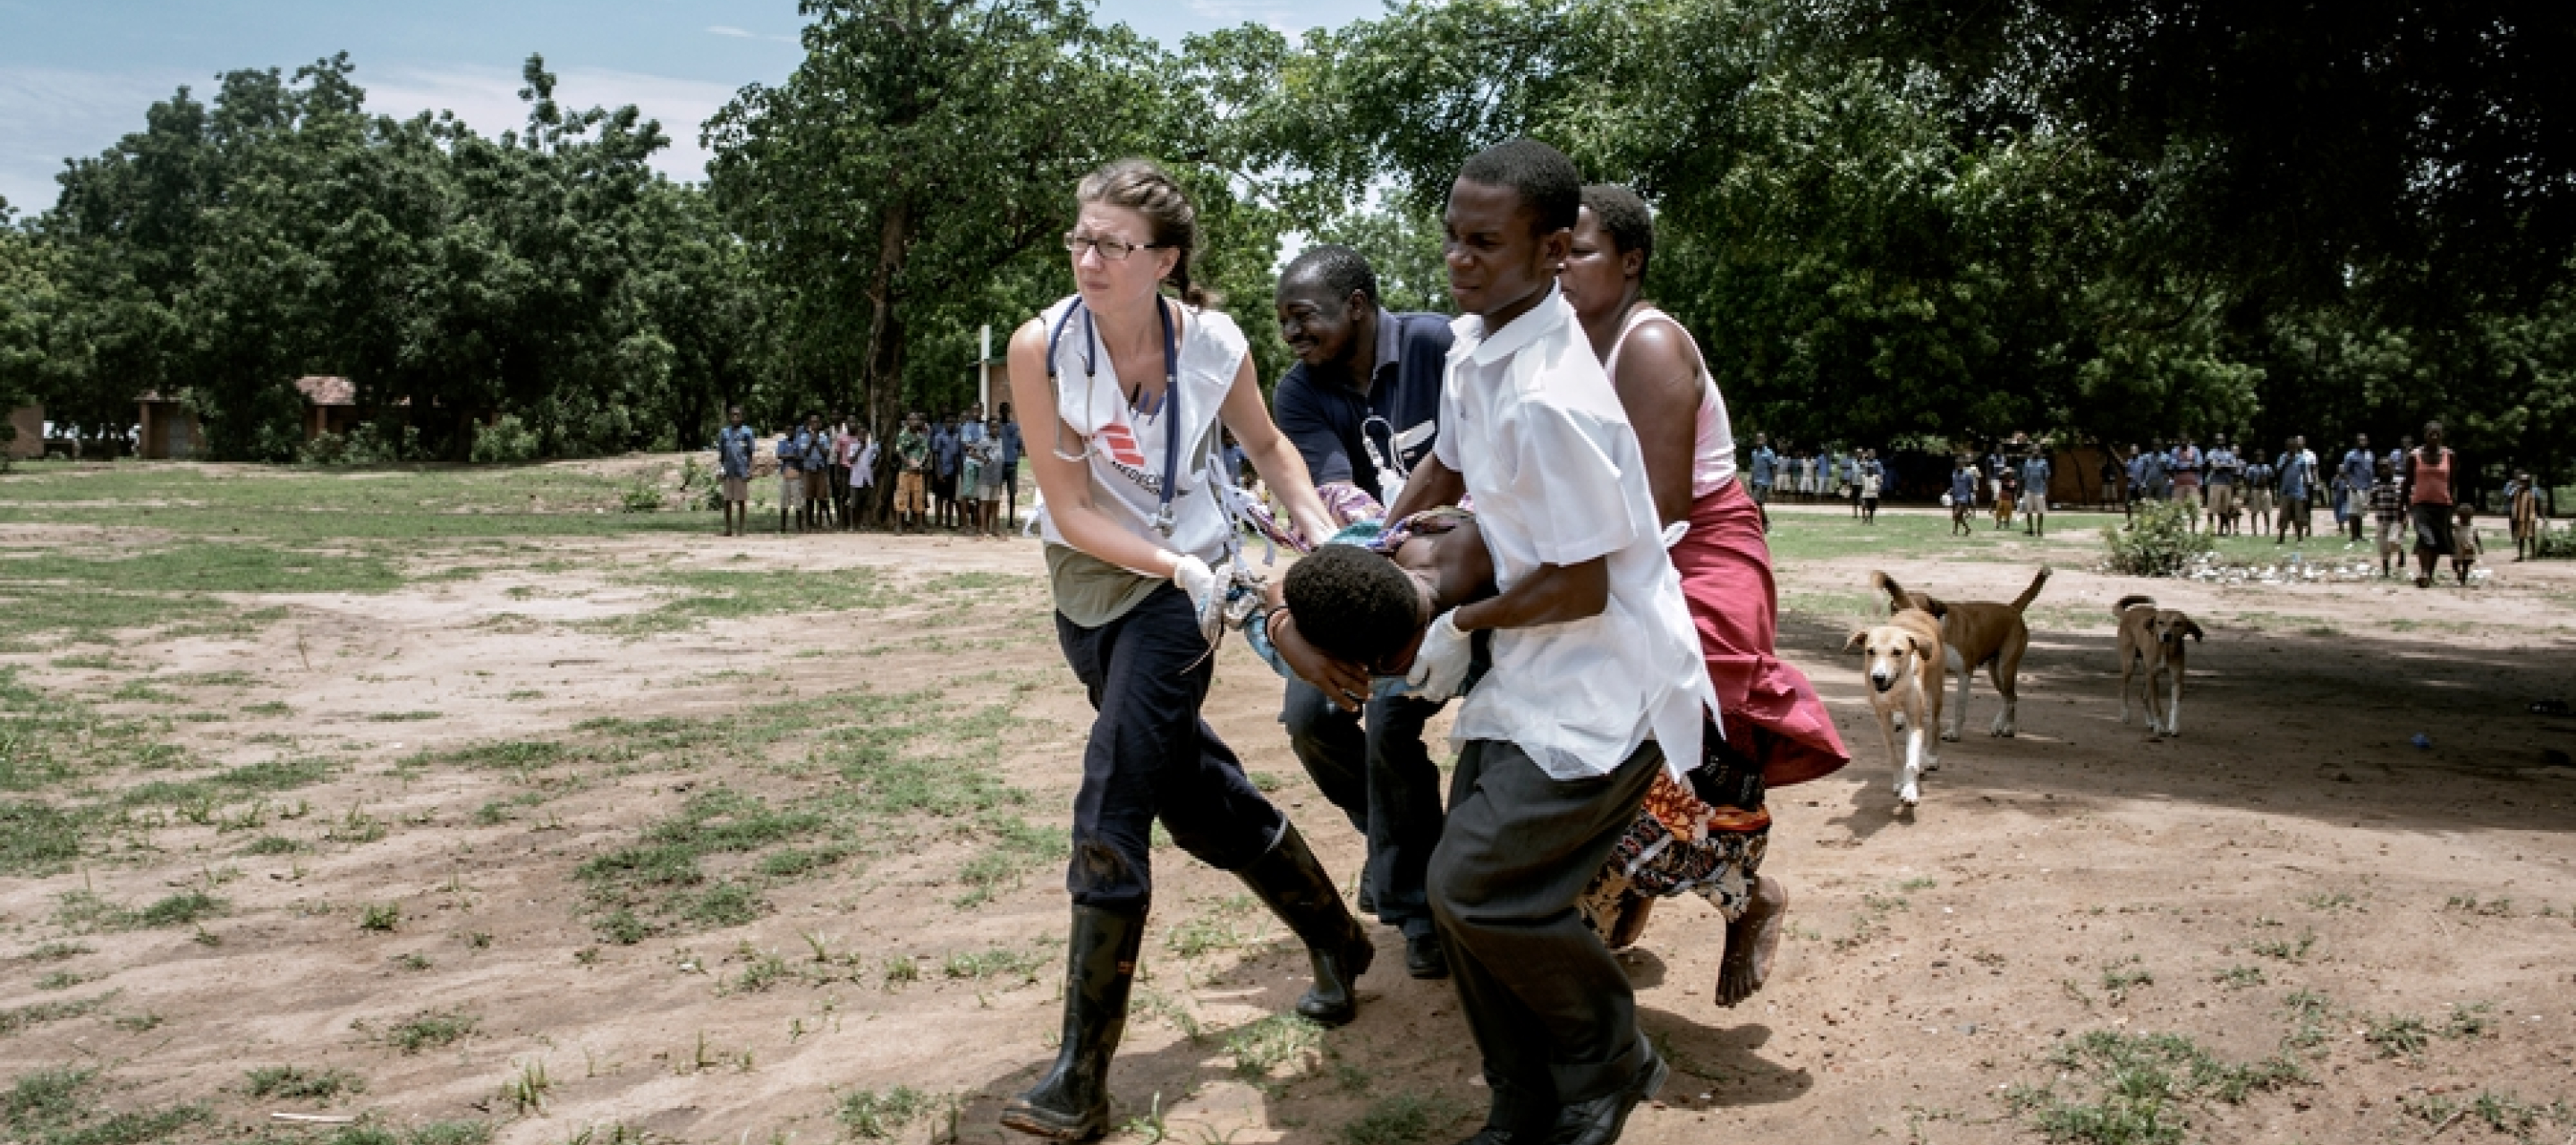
xmin=1405 ymin=609 xmax=1472 ymax=702
xmin=1171 ymin=554 xmax=1224 ymax=644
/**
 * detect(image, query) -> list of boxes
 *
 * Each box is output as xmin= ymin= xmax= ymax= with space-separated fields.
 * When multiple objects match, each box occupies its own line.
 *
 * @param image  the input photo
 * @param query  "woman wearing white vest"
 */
xmin=999 ymin=159 xmax=1363 ymax=1141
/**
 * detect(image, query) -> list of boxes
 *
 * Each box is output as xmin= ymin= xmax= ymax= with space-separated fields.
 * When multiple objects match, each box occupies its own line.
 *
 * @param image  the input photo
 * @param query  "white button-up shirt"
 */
xmin=1433 ymin=286 xmax=1715 ymax=782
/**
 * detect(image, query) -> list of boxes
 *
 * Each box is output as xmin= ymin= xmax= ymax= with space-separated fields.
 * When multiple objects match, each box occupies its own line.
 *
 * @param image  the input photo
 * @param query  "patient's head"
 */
xmin=1283 ymin=545 xmax=1431 ymax=671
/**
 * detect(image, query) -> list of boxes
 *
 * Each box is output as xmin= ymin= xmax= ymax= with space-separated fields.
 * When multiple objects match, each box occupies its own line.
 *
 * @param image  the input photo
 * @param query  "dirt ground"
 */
xmin=4 ymin=477 xmax=2575 ymax=1145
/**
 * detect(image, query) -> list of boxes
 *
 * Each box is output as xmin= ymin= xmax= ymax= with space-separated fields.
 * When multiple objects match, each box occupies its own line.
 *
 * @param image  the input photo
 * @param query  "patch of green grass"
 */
xmin=574 ymin=786 xmax=826 ymax=938
xmin=2364 ymin=1013 xmax=2429 ymax=1058
xmin=33 ymin=971 xmax=93 ymax=991
xmin=2249 ymin=930 xmax=2315 ymax=963
xmin=382 ymin=1010 xmax=477 ymax=1055
xmin=2098 ymin=958 xmax=2154 ymax=1004
xmin=0 ymin=995 xmax=115 ymax=1038
xmin=2442 ymin=1001 xmax=2495 ymax=1039
xmin=1340 ymin=1093 xmax=1469 ymax=1145
xmin=358 ymin=904 xmax=401 ymax=933
xmin=2444 ymin=894 xmax=2513 ymax=917
xmin=1227 ymin=1013 xmax=1325 ymax=1080
xmin=366 ymin=711 xmax=442 ymax=723
xmin=0 ymin=802 xmax=84 ymax=875
xmin=581 ymin=565 xmax=900 ymax=635
xmin=2006 ymin=1030 xmax=2303 ymax=1144
xmin=953 ymin=813 xmax=1065 ymax=907
xmin=941 ymin=947 xmax=1041 ymax=982
xmin=0 ymin=1066 xmax=208 ymax=1145
xmin=55 ymin=890 xmax=225 ymax=934
xmin=245 ymin=1065 xmax=364 ymax=1101
xmin=2297 ymin=891 xmax=2356 ymax=912
xmin=241 ymin=701 xmax=293 ymax=717
xmin=244 ymin=835 xmax=306 ymax=855
xmin=839 ymin=1087 xmax=931 ymax=1140
xmin=2282 ymin=989 xmax=2335 ymax=1051
xmin=17 ymin=943 xmax=92 ymax=963
xmin=2212 ymin=966 xmax=2266 ymax=989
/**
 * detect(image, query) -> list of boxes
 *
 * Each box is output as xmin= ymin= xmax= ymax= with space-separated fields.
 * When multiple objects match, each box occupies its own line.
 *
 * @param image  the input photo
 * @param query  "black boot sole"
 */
xmin=1000 ymin=1100 xmax=1108 ymax=1141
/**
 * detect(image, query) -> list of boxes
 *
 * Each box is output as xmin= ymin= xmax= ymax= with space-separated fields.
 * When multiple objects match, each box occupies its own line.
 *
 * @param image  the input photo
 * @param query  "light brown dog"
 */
xmin=2114 ymin=594 xmax=2205 ymax=736
xmin=1877 ymin=566 xmax=2052 ymax=740
xmin=1847 ymin=573 xmax=1946 ymax=807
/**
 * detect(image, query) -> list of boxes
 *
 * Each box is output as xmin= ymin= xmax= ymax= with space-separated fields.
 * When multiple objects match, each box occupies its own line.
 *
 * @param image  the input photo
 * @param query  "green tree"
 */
xmin=706 ymin=0 xmax=1292 ymax=509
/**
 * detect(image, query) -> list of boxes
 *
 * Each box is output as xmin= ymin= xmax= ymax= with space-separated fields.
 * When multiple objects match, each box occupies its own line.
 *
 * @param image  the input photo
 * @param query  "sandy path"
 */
xmin=4 ymin=510 xmax=2572 ymax=1145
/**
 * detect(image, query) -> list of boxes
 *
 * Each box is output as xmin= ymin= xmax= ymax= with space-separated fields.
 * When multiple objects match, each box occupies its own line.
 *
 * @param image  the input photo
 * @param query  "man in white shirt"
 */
xmin=1370 ymin=139 xmax=1713 ymax=1145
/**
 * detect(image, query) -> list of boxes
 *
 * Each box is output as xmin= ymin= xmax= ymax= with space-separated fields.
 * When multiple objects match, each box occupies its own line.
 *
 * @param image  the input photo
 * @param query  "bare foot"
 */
xmin=1716 ymin=876 xmax=1787 ymax=1007
xmin=1606 ymin=892 xmax=1656 ymax=952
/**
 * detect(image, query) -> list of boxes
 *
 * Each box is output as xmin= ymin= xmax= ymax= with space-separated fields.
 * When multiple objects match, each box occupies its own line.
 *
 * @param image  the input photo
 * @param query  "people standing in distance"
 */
xmin=997 ymin=158 xmax=1364 ymax=1143
xmin=849 ymin=424 xmax=877 ymax=530
xmin=2204 ymin=436 xmax=2240 ymax=536
xmin=2275 ymin=435 xmax=2318 ymax=543
xmin=2167 ymin=435 xmax=2202 ymax=530
xmin=2336 ymin=433 xmax=2376 ymax=543
xmin=2404 ymin=421 xmax=2458 ymax=589
xmin=1746 ymin=432 xmax=1777 ymax=530
xmin=997 ymin=401 xmax=1026 ymax=529
xmin=1264 ymin=242 xmax=1460 ymax=980
xmin=894 ymin=412 xmax=931 ymax=535
xmin=2020 ymin=448 xmax=2052 ymax=537
xmin=2241 ymin=451 xmax=2274 ymax=538
xmin=1950 ymin=456 xmax=1978 ymax=537
xmin=974 ymin=417 xmax=1007 ymax=539
xmin=716 ymin=406 xmax=756 ymax=538
xmin=776 ymin=417 xmax=810 ymax=536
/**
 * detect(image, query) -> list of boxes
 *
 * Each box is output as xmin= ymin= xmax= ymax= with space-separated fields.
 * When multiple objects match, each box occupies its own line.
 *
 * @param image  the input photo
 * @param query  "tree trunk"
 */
xmin=861 ymin=198 xmax=913 ymax=526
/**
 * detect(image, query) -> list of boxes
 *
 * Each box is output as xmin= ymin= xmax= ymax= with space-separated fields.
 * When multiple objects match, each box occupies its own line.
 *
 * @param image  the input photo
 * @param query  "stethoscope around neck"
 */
xmin=1046 ymin=294 xmax=1184 ymax=536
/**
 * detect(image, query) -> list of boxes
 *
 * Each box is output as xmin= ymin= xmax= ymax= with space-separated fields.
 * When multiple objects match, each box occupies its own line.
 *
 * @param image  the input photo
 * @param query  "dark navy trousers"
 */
xmin=1055 ymin=585 xmax=1284 ymax=910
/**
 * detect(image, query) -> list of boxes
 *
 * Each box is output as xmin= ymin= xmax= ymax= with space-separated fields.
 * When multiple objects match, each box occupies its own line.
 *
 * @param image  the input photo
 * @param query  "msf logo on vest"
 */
xmin=1095 ymin=421 xmax=1167 ymax=496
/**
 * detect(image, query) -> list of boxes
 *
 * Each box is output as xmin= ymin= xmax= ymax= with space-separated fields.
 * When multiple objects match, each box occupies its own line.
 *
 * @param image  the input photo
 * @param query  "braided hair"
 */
xmin=1078 ymin=158 xmax=1215 ymax=309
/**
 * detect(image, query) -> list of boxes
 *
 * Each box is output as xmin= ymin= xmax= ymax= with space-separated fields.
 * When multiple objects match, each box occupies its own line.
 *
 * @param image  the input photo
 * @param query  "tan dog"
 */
xmin=1847 ymin=578 xmax=1945 ymax=807
xmin=1877 ymin=566 xmax=2052 ymax=740
xmin=2114 ymin=594 xmax=2205 ymax=736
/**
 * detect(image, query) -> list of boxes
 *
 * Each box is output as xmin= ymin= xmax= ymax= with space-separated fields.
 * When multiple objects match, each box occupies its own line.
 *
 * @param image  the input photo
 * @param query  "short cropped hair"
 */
xmin=1281 ymin=244 xmax=1379 ymax=308
xmin=1281 ymin=546 xmax=1422 ymax=667
xmin=1580 ymin=184 xmax=1655 ymax=283
xmin=1459 ymin=139 xmax=1581 ymax=235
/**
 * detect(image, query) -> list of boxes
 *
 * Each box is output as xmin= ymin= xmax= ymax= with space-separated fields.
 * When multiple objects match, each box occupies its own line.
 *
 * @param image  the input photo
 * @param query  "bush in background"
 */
xmin=470 ymin=416 xmax=540 ymax=465
xmin=2104 ymin=499 xmax=2216 ymax=576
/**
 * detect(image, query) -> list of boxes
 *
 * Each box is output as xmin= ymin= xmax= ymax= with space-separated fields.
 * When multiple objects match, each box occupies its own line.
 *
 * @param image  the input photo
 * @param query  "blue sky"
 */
xmin=0 ymin=0 xmax=1388 ymax=215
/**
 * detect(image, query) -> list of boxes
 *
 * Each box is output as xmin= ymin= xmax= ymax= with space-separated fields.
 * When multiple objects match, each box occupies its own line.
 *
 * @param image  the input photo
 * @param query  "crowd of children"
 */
xmin=708 ymin=403 xmax=1024 ymax=538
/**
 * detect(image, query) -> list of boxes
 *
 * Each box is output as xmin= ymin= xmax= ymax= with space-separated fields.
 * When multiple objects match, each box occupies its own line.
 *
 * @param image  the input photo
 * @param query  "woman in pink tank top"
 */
xmin=1557 ymin=183 xmax=1850 ymax=1009
xmin=2405 ymin=420 xmax=2457 ymax=588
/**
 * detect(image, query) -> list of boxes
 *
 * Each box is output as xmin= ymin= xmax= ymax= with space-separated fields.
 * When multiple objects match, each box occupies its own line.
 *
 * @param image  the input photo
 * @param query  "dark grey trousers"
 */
xmin=1429 ymin=736 xmax=1661 ymax=1126
xmin=1279 ymin=678 xmax=1446 ymax=937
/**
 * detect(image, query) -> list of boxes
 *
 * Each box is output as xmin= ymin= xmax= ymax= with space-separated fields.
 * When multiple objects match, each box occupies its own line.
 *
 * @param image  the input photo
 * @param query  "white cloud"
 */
xmin=0 ymin=64 xmax=204 ymax=211
xmin=364 ymin=64 xmax=746 ymax=183
xmin=0 ymin=61 xmax=749 ymax=210
xmin=706 ymin=25 xmax=755 ymax=38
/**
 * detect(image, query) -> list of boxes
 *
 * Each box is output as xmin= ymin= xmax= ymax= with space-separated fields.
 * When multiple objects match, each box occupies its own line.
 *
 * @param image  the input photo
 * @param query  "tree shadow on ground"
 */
xmin=949 ymin=932 xmax=1809 ymax=1142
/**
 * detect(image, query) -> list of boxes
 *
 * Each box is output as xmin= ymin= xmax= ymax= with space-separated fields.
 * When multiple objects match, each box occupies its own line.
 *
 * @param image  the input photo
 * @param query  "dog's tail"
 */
xmin=1872 ymin=570 xmax=1910 ymax=615
xmin=2113 ymin=593 xmax=2156 ymax=620
xmin=2009 ymin=566 xmax=2054 ymax=613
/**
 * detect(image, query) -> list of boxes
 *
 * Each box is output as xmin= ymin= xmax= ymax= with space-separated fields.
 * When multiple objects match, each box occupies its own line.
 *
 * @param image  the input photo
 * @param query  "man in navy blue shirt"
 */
xmin=1265 ymin=244 xmax=1457 ymax=980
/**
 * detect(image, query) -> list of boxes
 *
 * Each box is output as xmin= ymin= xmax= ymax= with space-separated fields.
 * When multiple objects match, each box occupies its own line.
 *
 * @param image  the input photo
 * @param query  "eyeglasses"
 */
xmin=1063 ymin=233 xmax=1158 ymax=261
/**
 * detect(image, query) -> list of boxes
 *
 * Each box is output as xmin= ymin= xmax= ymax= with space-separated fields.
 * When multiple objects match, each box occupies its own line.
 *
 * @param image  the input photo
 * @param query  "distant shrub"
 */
xmin=299 ymin=423 xmax=419 ymax=467
xmin=470 ymin=415 xmax=540 ymax=464
xmin=2104 ymin=499 xmax=2215 ymax=577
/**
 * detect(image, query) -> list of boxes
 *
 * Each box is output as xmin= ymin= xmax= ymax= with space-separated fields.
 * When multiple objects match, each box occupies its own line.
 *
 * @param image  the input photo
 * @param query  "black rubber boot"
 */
xmin=1237 ymin=823 xmax=1374 ymax=1026
xmin=1000 ymin=904 xmax=1146 ymax=1141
